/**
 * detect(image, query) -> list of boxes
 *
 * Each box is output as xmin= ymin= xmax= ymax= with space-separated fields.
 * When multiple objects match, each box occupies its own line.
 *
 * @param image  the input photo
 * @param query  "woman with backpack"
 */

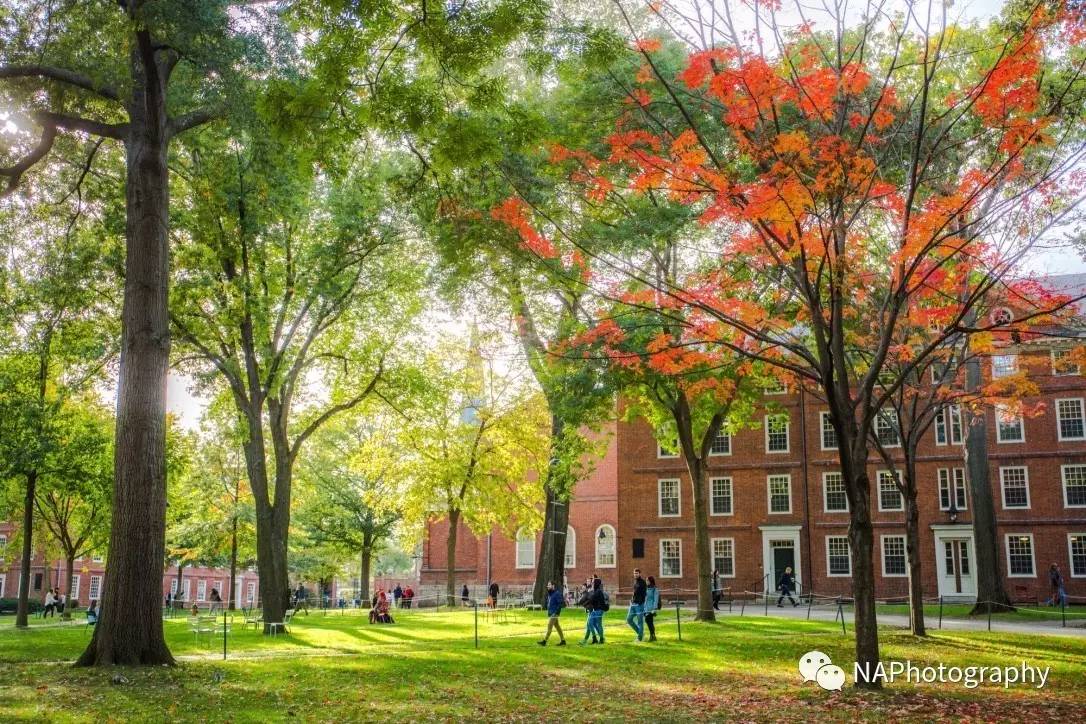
xmin=644 ymin=575 xmax=660 ymax=642
xmin=579 ymin=577 xmax=607 ymax=645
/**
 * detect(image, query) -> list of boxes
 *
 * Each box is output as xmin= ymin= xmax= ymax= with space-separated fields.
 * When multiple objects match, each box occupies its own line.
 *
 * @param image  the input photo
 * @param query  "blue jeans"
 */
xmin=584 ymin=610 xmax=604 ymax=641
xmin=626 ymin=603 xmax=645 ymax=640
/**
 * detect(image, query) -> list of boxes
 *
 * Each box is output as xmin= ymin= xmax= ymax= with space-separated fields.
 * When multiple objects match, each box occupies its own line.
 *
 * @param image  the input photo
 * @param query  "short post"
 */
xmin=474 ymin=601 xmax=479 ymax=649
xmin=675 ymin=600 xmax=683 ymax=641
xmin=1062 ymin=597 xmax=1066 ymax=628
xmin=764 ymin=587 xmax=770 ymax=616
xmin=806 ymin=593 xmax=814 ymax=621
xmin=987 ymin=603 xmax=992 ymax=632
xmin=739 ymin=599 xmax=746 ymax=617
xmin=222 ymin=605 xmax=228 ymax=661
xmin=938 ymin=596 xmax=943 ymax=630
xmin=836 ymin=599 xmax=846 ymax=635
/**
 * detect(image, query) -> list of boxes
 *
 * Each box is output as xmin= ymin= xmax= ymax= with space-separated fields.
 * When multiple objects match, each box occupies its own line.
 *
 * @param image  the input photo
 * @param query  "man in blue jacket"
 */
xmin=538 ymin=581 xmax=567 ymax=646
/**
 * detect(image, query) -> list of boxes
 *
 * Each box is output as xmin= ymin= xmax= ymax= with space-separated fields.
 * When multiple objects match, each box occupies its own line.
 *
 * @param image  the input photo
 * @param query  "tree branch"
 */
xmin=168 ymin=107 xmax=221 ymax=137
xmin=0 ymin=65 xmax=121 ymax=102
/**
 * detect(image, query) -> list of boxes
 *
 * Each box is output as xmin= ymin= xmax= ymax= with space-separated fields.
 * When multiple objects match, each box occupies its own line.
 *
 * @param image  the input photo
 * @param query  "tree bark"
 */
xmin=175 ymin=561 xmax=184 ymax=603
xmin=446 ymin=507 xmax=460 ymax=607
xmin=228 ymin=515 xmax=238 ymax=611
xmin=847 ymin=471 xmax=880 ymax=688
xmin=904 ymin=495 xmax=926 ymax=636
xmin=532 ymin=415 xmax=570 ymax=604
xmin=62 ymin=555 xmax=75 ymax=620
xmin=684 ymin=456 xmax=715 ymax=622
xmin=15 ymin=470 xmax=36 ymax=628
xmin=78 ymin=30 xmax=173 ymax=667
xmin=359 ymin=543 xmax=372 ymax=604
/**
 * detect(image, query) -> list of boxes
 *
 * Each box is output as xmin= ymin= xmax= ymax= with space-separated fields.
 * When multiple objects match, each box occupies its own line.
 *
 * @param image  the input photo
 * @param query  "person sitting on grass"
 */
xmin=537 ymin=581 xmax=566 ymax=647
xmin=369 ymin=590 xmax=394 ymax=624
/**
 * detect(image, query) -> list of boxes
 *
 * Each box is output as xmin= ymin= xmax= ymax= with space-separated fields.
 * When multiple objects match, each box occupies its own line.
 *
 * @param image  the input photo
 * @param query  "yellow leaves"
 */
xmin=970 ymin=332 xmax=995 ymax=355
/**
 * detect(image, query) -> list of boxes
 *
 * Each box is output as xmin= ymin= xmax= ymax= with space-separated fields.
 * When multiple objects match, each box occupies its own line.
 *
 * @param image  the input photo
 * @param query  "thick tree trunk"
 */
xmin=532 ymin=414 xmax=569 ymax=604
xmin=359 ymin=544 xmax=372 ymax=603
xmin=175 ymin=562 xmax=184 ymax=603
xmin=15 ymin=470 xmax=36 ymax=628
xmin=62 ymin=555 xmax=75 ymax=620
xmin=446 ymin=508 xmax=460 ymax=607
xmin=685 ymin=456 xmax=715 ymax=622
xmin=228 ymin=516 xmax=238 ymax=611
xmin=963 ymin=363 xmax=1013 ymax=613
xmin=78 ymin=34 xmax=173 ymax=666
xmin=847 ymin=467 xmax=881 ymax=689
xmin=254 ymin=503 xmax=290 ymax=631
xmin=904 ymin=496 xmax=926 ymax=636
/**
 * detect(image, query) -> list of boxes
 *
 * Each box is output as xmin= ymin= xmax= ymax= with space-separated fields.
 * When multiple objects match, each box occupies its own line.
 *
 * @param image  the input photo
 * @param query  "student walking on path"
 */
xmin=538 ymin=581 xmax=567 ymax=646
xmin=43 ymin=589 xmax=56 ymax=618
xmin=626 ymin=569 xmax=646 ymax=641
xmin=579 ymin=577 xmax=607 ymax=645
xmin=777 ymin=566 xmax=798 ymax=607
xmin=644 ymin=576 xmax=660 ymax=642
xmin=711 ymin=569 xmax=722 ymax=611
xmin=1046 ymin=564 xmax=1068 ymax=607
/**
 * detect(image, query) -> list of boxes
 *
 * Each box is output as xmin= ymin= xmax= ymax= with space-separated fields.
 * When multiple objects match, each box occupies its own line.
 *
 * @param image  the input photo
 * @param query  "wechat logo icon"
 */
xmin=799 ymin=650 xmax=846 ymax=691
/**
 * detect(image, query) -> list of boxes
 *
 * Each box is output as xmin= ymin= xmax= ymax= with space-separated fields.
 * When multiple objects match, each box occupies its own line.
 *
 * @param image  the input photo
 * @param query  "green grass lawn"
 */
xmin=0 ymin=607 xmax=1083 ymax=722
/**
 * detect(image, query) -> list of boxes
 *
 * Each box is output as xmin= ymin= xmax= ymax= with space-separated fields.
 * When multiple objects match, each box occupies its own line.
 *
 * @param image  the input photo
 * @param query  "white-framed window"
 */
xmin=709 ymin=430 xmax=731 ymax=456
xmin=89 ymin=575 xmax=102 ymax=601
xmin=877 ymin=470 xmax=903 ymax=511
xmin=515 ymin=529 xmax=536 ymax=569
xmin=820 ymin=411 xmax=838 ymax=450
xmin=935 ymin=405 xmax=963 ymax=445
xmin=246 ymin=582 xmax=255 ymax=603
xmin=764 ymin=379 xmax=787 ymax=394
xmin=660 ymin=539 xmax=682 ymax=577
xmin=710 ymin=477 xmax=733 ymax=516
xmin=938 ymin=468 xmax=968 ymax=511
xmin=170 ymin=579 xmax=178 ymax=596
xmin=711 ymin=538 xmax=735 ymax=578
xmin=564 ymin=526 xmax=576 ymax=568
xmin=822 ymin=472 xmax=848 ymax=512
xmin=0 ymin=573 xmax=5 ymax=598
xmin=1005 ymin=534 xmax=1036 ymax=577
xmin=70 ymin=575 xmax=80 ymax=600
xmin=197 ymin=579 xmax=207 ymax=601
xmin=1069 ymin=534 xmax=1086 ymax=577
xmin=657 ymin=436 xmax=680 ymax=458
xmin=995 ymin=405 xmax=1025 ymax=443
xmin=991 ymin=353 xmax=1018 ymax=379
xmin=1000 ymin=466 xmax=1031 ymax=509
xmin=1052 ymin=348 xmax=1080 ymax=376
xmin=183 ymin=580 xmax=191 ymax=601
xmin=875 ymin=409 xmax=901 ymax=447
xmin=91 ymin=554 xmax=104 ymax=563
xmin=826 ymin=536 xmax=851 ymax=577
xmin=1062 ymin=465 xmax=1086 ymax=508
xmin=1057 ymin=398 xmax=1086 ymax=441
xmin=658 ymin=478 xmax=681 ymax=517
xmin=767 ymin=474 xmax=792 ymax=514
xmin=0 ymin=534 xmax=7 ymax=558
xmin=765 ymin=413 xmax=790 ymax=453
xmin=595 ymin=525 xmax=616 ymax=568
xmin=881 ymin=535 xmax=907 ymax=577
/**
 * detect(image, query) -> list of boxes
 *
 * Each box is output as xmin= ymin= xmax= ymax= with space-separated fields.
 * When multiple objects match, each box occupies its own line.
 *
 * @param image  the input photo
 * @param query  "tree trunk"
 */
xmin=446 ymin=507 xmax=460 ymax=607
xmin=253 ymin=502 xmax=290 ymax=631
xmin=532 ymin=413 xmax=569 ymax=604
xmin=15 ymin=470 xmax=36 ymax=628
xmin=359 ymin=544 xmax=372 ymax=603
xmin=175 ymin=561 xmax=184 ymax=603
xmin=685 ymin=456 xmax=715 ymax=622
xmin=963 ymin=362 xmax=1013 ymax=613
xmin=847 ymin=467 xmax=881 ymax=689
xmin=61 ymin=555 xmax=75 ymax=620
xmin=228 ymin=515 xmax=238 ymax=611
xmin=78 ymin=33 xmax=173 ymax=667
xmin=904 ymin=495 xmax=926 ymax=636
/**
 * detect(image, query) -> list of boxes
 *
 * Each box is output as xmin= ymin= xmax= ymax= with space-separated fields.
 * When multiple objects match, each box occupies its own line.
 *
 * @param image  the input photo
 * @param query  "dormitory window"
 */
xmin=658 ymin=479 xmax=681 ymax=517
xmin=768 ymin=475 xmax=792 ymax=514
xmin=875 ymin=409 xmax=901 ymax=447
xmin=823 ymin=472 xmax=848 ymax=512
xmin=878 ymin=471 xmax=903 ymax=511
xmin=657 ymin=436 xmax=680 ymax=458
xmin=1000 ymin=467 xmax=1031 ymax=509
xmin=710 ymin=477 xmax=733 ymax=515
xmin=1057 ymin=399 xmax=1086 ymax=441
xmin=1070 ymin=535 xmax=1086 ymax=577
xmin=660 ymin=539 xmax=682 ymax=577
xmin=934 ymin=405 xmax=963 ymax=445
xmin=765 ymin=414 xmax=789 ymax=453
xmin=1053 ymin=349 xmax=1080 ymax=376
xmin=881 ymin=536 xmax=907 ymax=576
xmin=709 ymin=430 xmax=731 ymax=455
xmin=515 ymin=529 xmax=535 ymax=569
xmin=1006 ymin=535 xmax=1035 ymax=577
xmin=995 ymin=405 xmax=1025 ymax=443
xmin=89 ymin=575 xmax=102 ymax=601
xmin=820 ymin=411 xmax=838 ymax=450
xmin=596 ymin=525 xmax=616 ymax=567
xmin=938 ymin=468 xmax=967 ymax=511
xmin=826 ymin=536 xmax=851 ymax=576
xmin=991 ymin=354 xmax=1018 ymax=379
xmin=1063 ymin=465 xmax=1086 ymax=508
xmin=711 ymin=538 xmax=735 ymax=577
xmin=564 ymin=526 xmax=576 ymax=568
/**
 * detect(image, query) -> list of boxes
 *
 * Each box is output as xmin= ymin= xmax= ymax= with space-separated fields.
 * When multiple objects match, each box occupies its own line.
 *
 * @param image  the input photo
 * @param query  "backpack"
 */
xmin=601 ymin=590 xmax=611 ymax=612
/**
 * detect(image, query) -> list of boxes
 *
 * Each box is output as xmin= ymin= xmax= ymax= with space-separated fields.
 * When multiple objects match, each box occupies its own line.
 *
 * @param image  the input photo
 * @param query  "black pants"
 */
xmin=712 ymin=591 xmax=722 ymax=610
xmin=777 ymin=591 xmax=797 ymax=606
xmin=645 ymin=612 xmax=656 ymax=638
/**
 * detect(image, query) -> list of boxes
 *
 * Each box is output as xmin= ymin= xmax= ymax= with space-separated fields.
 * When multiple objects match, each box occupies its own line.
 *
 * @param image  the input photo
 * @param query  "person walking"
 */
xmin=538 ymin=581 xmax=567 ymax=646
xmin=711 ymin=569 xmax=722 ymax=611
xmin=393 ymin=583 xmax=403 ymax=608
xmin=209 ymin=587 xmax=223 ymax=614
xmin=644 ymin=576 xmax=660 ymax=642
xmin=626 ymin=568 xmax=647 ymax=642
xmin=1046 ymin=564 xmax=1068 ymax=607
xmin=56 ymin=591 xmax=67 ymax=616
xmin=488 ymin=581 xmax=499 ymax=608
xmin=576 ymin=581 xmax=598 ymax=644
xmin=461 ymin=584 xmax=470 ymax=606
xmin=579 ymin=578 xmax=607 ymax=645
xmin=43 ymin=589 xmax=56 ymax=618
xmin=776 ymin=566 xmax=798 ymax=607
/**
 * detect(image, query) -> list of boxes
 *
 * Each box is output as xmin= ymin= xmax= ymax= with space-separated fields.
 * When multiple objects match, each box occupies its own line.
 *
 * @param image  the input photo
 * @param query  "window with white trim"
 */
xmin=0 ymin=574 xmax=5 ymax=598
xmin=995 ymin=405 xmax=1025 ymax=443
xmin=595 ymin=525 xmax=616 ymax=567
xmin=1000 ymin=466 xmax=1031 ymax=509
xmin=711 ymin=538 xmax=735 ymax=578
xmin=246 ymin=582 xmax=255 ymax=603
xmin=991 ymin=354 xmax=1018 ymax=379
xmin=1070 ymin=534 xmax=1086 ymax=577
xmin=657 ymin=435 xmax=679 ymax=458
xmin=935 ymin=405 xmax=963 ymax=445
xmin=764 ymin=379 xmax=786 ymax=394
xmin=515 ymin=529 xmax=536 ymax=569
xmin=1062 ymin=465 xmax=1086 ymax=508
xmin=709 ymin=430 xmax=731 ymax=456
xmin=564 ymin=526 xmax=576 ymax=568
xmin=1057 ymin=398 xmax=1086 ymax=441
xmin=658 ymin=479 xmax=681 ymax=517
xmin=182 ymin=580 xmax=191 ymax=601
xmin=1052 ymin=349 xmax=1080 ymax=376
xmin=197 ymin=579 xmax=207 ymax=601
xmin=70 ymin=575 xmax=80 ymax=600
xmin=660 ymin=539 xmax=682 ymax=577
xmin=823 ymin=472 xmax=848 ymax=512
xmin=820 ymin=411 xmax=838 ymax=450
xmin=881 ymin=536 xmax=907 ymax=576
xmin=170 ymin=579 xmax=178 ymax=596
xmin=89 ymin=575 xmax=102 ymax=602
xmin=938 ymin=468 xmax=967 ymax=511
xmin=768 ymin=474 xmax=792 ymax=514
xmin=877 ymin=470 xmax=903 ymax=511
xmin=826 ymin=536 xmax=851 ymax=576
xmin=1006 ymin=534 xmax=1035 ymax=577
xmin=765 ymin=413 xmax=789 ymax=453
xmin=875 ymin=409 xmax=901 ymax=447
xmin=710 ymin=477 xmax=733 ymax=516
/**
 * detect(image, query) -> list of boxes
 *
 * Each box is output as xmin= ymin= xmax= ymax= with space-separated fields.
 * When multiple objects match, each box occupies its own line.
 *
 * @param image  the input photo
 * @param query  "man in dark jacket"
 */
xmin=488 ymin=581 xmax=499 ymax=608
xmin=627 ymin=569 xmax=647 ymax=641
xmin=777 ymin=566 xmax=798 ymax=607
xmin=538 ymin=581 xmax=567 ymax=646
xmin=579 ymin=578 xmax=607 ymax=645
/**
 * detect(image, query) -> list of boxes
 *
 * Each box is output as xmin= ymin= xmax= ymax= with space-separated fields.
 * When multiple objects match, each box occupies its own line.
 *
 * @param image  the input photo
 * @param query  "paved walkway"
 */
xmin=716 ymin=600 xmax=1086 ymax=637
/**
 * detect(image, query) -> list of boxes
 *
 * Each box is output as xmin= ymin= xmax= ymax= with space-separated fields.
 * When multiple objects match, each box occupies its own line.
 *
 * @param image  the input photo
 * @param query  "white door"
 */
xmin=937 ymin=537 xmax=976 ymax=598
